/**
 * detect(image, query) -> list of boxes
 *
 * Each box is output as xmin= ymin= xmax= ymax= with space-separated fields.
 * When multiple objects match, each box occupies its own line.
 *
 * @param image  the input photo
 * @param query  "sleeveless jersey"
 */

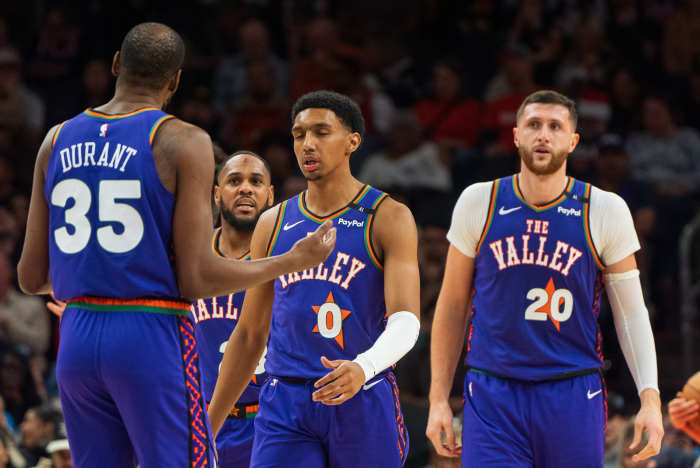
xmin=45 ymin=108 xmax=178 ymax=301
xmin=266 ymin=185 xmax=388 ymax=379
xmin=468 ymin=175 xmax=605 ymax=381
xmin=190 ymin=228 xmax=267 ymax=403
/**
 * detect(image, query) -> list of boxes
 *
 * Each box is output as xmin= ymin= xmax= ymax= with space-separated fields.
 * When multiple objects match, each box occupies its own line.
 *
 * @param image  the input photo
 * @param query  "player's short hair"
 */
xmin=216 ymin=150 xmax=271 ymax=185
xmin=516 ymin=90 xmax=578 ymax=129
xmin=119 ymin=22 xmax=185 ymax=90
xmin=291 ymin=90 xmax=365 ymax=137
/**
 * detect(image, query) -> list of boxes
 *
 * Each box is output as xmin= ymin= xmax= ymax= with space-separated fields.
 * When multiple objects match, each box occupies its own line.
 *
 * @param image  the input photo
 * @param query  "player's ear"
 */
xmin=168 ymin=69 xmax=182 ymax=93
xmin=569 ymin=132 xmax=580 ymax=152
xmin=268 ymin=185 xmax=275 ymax=205
xmin=513 ymin=126 xmax=520 ymax=148
xmin=213 ymin=185 xmax=221 ymax=207
xmin=347 ymin=132 xmax=361 ymax=154
xmin=111 ymin=51 xmax=120 ymax=77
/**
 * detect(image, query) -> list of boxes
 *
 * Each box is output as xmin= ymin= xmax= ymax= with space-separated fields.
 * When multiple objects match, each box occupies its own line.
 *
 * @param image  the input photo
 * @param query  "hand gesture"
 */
xmin=668 ymin=392 xmax=699 ymax=430
xmin=426 ymin=399 xmax=461 ymax=458
xmin=46 ymin=293 xmax=67 ymax=318
xmin=629 ymin=390 xmax=664 ymax=462
xmin=289 ymin=220 xmax=336 ymax=271
xmin=312 ymin=356 xmax=364 ymax=406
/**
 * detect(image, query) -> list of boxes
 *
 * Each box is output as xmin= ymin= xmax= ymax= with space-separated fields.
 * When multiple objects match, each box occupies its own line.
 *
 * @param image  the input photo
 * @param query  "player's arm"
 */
xmin=18 ymin=125 xmax=59 ymax=295
xmin=597 ymin=188 xmax=663 ymax=461
xmin=207 ymin=206 xmax=278 ymax=437
xmin=426 ymin=246 xmax=473 ymax=457
xmin=165 ymin=121 xmax=335 ymax=300
xmin=312 ymin=199 xmax=420 ymax=405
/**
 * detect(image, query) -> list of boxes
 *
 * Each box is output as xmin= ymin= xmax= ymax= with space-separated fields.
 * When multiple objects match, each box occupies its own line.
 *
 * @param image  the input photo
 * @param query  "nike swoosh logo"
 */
xmin=363 ymin=379 xmax=383 ymax=391
xmin=587 ymin=389 xmax=602 ymax=399
xmin=499 ymin=206 xmax=522 ymax=215
xmin=283 ymin=220 xmax=304 ymax=231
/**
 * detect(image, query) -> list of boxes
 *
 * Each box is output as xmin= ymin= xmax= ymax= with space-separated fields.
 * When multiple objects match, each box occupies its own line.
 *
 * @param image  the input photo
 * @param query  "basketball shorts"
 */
xmin=56 ymin=300 xmax=216 ymax=468
xmin=215 ymin=405 xmax=257 ymax=468
xmin=251 ymin=373 xmax=408 ymax=468
xmin=462 ymin=369 xmax=606 ymax=468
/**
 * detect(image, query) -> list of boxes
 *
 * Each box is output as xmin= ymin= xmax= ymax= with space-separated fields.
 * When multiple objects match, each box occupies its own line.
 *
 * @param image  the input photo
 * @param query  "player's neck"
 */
xmin=517 ymin=165 xmax=569 ymax=206
xmin=218 ymin=223 xmax=252 ymax=259
xmin=96 ymin=85 xmax=165 ymax=113
xmin=305 ymin=166 xmax=364 ymax=216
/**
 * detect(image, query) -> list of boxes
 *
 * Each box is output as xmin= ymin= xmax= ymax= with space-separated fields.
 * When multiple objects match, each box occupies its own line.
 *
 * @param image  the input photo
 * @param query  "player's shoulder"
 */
xmin=155 ymin=118 xmax=211 ymax=150
xmin=374 ymin=194 xmax=415 ymax=227
xmin=587 ymin=183 xmax=630 ymax=211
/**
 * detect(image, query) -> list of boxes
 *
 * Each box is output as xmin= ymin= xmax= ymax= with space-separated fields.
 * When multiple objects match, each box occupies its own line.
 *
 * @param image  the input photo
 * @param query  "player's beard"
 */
xmin=220 ymin=198 xmax=272 ymax=232
xmin=519 ymin=146 xmax=568 ymax=175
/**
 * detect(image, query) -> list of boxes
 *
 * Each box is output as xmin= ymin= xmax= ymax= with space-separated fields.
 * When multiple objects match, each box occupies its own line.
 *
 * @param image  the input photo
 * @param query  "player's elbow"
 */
xmin=177 ymin=275 xmax=202 ymax=302
xmin=17 ymin=262 xmax=46 ymax=295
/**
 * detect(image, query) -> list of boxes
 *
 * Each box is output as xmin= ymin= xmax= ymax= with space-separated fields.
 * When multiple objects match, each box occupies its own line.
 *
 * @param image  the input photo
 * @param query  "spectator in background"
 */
xmin=569 ymin=91 xmax=612 ymax=180
xmin=0 ymin=46 xmax=44 ymax=133
xmin=0 ymin=254 xmax=48 ymax=361
xmin=257 ymin=131 xmax=296 ymax=202
xmin=0 ymin=425 xmax=24 ymax=468
xmin=358 ymin=111 xmax=451 ymax=193
xmin=0 ymin=349 xmax=40 ymax=431
xmin=626 ymin=94 xmax=700 ymax=195
xmin=178 ymin=86 xmax=217 ymax=136
xmin=26 ymin=7 xmax=82 ymax=125
xmin=212 ymin=18 xmax=288 ymax=114
xmin=18 ymin=404 xmax=61 ymax=467
xmin=46 ymin=435 xmax=72 ymax=468
xmin=79 ymin=59 xmax=111 ymax=110
xmin=414 ymin=58 xmax=481 ymax=149
xmin=663 ymin=0 xmax=700 ymax=77
xmin=218 ymin=58 xmax=288 ymax=149
xmin=608 ymin=67 xmax=643 ymax=136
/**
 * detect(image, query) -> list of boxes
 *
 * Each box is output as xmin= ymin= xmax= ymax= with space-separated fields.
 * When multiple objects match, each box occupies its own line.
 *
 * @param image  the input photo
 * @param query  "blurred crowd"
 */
xmin=2 ymin=1 xmax=700 ymax=466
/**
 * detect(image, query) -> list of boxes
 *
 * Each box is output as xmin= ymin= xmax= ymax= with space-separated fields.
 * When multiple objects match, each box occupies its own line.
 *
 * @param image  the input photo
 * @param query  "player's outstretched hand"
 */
xmin=629 ymin=389 xmax=664 ymax=462
xmin=426 ymin=399 xmax=461 ymax=458
xmin=289 ymin=220 xmax=336 ymax=271
xmin=46 ymin=293 xmax=67 ymax=318
xmin=311 ymin=356 xmax=364 ymax=406
xmin=669 ymin=392 xmax=700 ymax=430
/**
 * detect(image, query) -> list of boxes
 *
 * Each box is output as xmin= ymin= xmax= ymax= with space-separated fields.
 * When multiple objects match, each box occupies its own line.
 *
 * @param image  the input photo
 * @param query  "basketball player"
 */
xmin=16 ymin=23 xmax=335 ymax=468
xmin=193 ymin=151 xmax=274 ymax=467
xmin=208 ymin=90 xmax=421 ymax=467
xmin=426 ymin=90 xmax=663 ymax=467
xmin=668 ymin=391 xmax=700 ymax=443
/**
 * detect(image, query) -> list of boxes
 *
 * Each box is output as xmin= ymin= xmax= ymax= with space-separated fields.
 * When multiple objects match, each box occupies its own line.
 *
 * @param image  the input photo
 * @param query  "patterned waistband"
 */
xmin=227 ymin=401 xmax=259 ymax=419
xmin=66 ymin=296 xmax=190 ymax=317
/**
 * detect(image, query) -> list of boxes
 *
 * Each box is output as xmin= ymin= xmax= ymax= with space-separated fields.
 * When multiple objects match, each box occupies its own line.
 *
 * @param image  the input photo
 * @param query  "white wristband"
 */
xmin=352 ymin=311 xmax=420 ymax=382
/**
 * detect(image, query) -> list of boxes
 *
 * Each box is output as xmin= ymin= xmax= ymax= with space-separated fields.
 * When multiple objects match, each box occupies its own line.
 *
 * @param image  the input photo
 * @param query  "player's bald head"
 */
xmin=216 ymin=151 xmax=271 ymax=186
xmin=119 ymin=22 xmax=185 ymax=90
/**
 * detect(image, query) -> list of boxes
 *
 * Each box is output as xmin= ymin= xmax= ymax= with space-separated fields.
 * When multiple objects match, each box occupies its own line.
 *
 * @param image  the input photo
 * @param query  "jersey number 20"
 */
xmin=51 ymin=178 xmax=144 ymax=254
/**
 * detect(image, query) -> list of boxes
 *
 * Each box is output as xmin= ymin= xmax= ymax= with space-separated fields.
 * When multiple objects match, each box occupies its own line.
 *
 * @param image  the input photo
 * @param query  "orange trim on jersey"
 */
xmin=149 ymin=115 xmax=175 ymax=145
xmin=582 ymin=184 xmax=606 ymax=270
xmin=83 ymin=107 xmax=160 ymax=119
xmin=51 ymin=121 xmax=67 ymax=148
xmin=364 ymin=193 xmax=388 ymax=270
xmin=266 ymin=201 xmax=287 ymax=257
xmin=298 ymin=185 xmax=371 ymax=223
xmin=475 ymin=179 xmax=500 ymax=255
xmin=512 ymin=174 xmax=574 ymax=211
xmin=212 ymin=228 xmax=223 ymax=257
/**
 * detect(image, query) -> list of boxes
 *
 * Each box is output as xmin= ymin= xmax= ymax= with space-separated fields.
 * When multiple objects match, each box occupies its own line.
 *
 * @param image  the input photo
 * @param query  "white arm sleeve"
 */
xmin=353 ymin=311 xmax=420 ymax=382
xmin=446 ymin=182 xmax=493 ymax=257
xmin=605 ymin=269 xmax=659 ymax=394
xmin=589 ymin=187 xmax=640 ymax=265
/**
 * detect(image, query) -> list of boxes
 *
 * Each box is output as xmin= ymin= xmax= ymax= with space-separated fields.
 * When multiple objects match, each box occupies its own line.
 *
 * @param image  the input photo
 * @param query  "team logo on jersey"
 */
xmin=99 ymin=123 xmax=109 ymax=137
xmin=312 ymin=291 xmax=352 ymax=348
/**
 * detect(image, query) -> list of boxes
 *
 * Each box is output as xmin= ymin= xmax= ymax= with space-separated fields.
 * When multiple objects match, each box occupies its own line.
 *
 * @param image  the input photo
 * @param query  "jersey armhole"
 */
xmin=265 ymin=201 xmax=287 ymax=257
xmin=364 ymin=193 xmax=389 ymax=270
xmin=51 ymin=121 xmax=68 ymax=149
xmin=474 ymin=179 xmax=499 ymax=255
xmin=582 ymin=184 xmax=606 ymax=270
xmin=149 ymin=115 xmax=176 ymax=148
